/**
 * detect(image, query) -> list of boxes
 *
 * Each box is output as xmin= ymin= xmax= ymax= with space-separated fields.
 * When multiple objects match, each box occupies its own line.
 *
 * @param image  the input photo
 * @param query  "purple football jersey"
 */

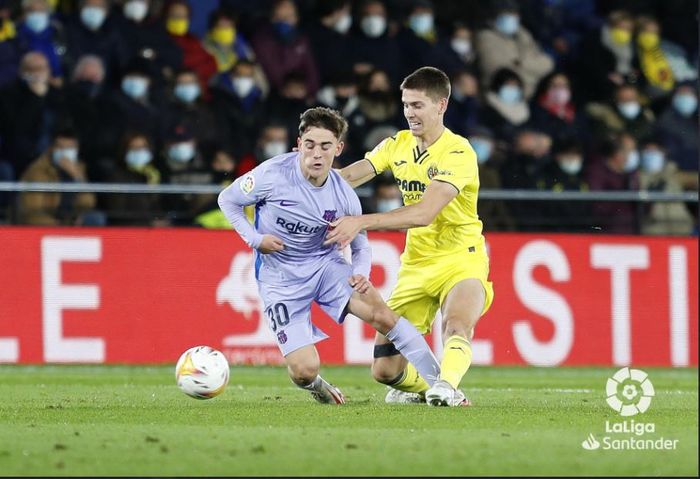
xmin=218 ymin=152 xmax=371 ymax=285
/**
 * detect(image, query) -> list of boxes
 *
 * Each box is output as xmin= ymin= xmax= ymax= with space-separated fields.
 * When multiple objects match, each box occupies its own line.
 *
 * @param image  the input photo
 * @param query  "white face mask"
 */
xmin=558 ymin=157 xmax=582 ymax=175
xmin=617 ymin=101 xmax=641 ymax=119
xmin=409 ymin=13 xmax=433 ymax=35
xmin=263 ymin=141 xmax=287 ymax=158
xmin=168 ymin=142 xmax=195 ymax=163
xmin=641 ymin=150 xmax=664 ymax=173
xmin=125 ymin=148 xmax=152 ymax=169
xmin=361 ymin=15 xmax=386 ymax=38
xmin=124 ymin=0 xmax=149 ymax=22
xmin=232 ymin=76 xmax=255 ymax=97
xmin=624 ymin=150 xmax=640 ymax=172
xmin=80 ymin=6 xmax=107 ymax=31
xmin=333 ymin=13 xmax=352 ymax=34
xmin=450 ymin=38 xmax=471 ymax=56
xmin=377 ymin=198 xmax=402 ymax=213
xmin=25 ymin=11 xmax=50 ymax=33
xmin=52 ymin=147 xmax=78 ymax=165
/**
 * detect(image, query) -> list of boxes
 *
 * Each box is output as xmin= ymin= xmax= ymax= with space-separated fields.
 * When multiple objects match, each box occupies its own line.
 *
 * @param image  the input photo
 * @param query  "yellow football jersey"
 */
xmin=365 ymin=128 xmax=484 ymax=264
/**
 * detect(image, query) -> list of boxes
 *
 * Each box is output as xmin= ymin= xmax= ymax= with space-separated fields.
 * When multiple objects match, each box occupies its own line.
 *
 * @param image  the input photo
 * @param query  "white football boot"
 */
xmin=384 ymin=387 xmax=426 ymax=404
xmin=309 ymin=378 xmax=346 ymax=405
xmin=425 ymin=380 xmax=471 ymax=407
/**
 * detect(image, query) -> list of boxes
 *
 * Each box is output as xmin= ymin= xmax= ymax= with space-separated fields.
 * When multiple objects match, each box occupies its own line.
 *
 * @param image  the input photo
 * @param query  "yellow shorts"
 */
xmin=386 ymin=245 xmax=494 ymax=334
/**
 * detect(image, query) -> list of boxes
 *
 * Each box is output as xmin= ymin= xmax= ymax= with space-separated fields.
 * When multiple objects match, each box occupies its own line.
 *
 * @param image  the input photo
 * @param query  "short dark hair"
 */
xmin=298 ymin=107 xmax=348 ymax=140
xmin=400 ymin=66 xmax=451 ymax=102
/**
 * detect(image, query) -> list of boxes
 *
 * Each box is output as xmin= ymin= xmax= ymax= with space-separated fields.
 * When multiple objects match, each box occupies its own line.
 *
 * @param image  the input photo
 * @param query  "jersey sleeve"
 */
xmin=364 ymin=135 xmax=396 ymax=175
xmin=217 ymin=162 xmax=275 ymax=249
xmin=432 ymin=141 xmax=478 ymax=192
xmin=342 ymin=182 xmax=372 ymax=278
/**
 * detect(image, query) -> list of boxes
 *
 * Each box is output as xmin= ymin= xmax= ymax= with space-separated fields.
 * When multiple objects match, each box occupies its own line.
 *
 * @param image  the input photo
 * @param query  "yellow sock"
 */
xmin=389 ymin=363 xmax=430 ymax=394
xmin=440 ymin=335 xmax=473 ymax=389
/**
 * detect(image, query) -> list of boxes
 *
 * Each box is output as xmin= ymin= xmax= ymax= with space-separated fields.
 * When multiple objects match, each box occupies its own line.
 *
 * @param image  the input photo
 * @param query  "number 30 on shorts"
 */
xmin=266 ymin=303 xmax=290 ymax=331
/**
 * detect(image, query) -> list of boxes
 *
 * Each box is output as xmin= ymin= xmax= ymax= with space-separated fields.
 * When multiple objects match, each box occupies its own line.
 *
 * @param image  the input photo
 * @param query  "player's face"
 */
xmin=402 ymin=88 xmax=447 ymax=138
xmin=297 ymin=126 xmax=344 ymax=185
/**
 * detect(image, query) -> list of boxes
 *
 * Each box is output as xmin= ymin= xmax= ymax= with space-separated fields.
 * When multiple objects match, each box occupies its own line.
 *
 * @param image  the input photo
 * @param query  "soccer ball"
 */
xmin=175 ymin=346 xmax=230 ymax=399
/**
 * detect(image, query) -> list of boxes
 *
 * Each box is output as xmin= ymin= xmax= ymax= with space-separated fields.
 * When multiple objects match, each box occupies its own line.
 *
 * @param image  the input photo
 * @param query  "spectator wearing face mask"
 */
xmin=202 ymin=9 xmax=255 ymax=74
xmin=637 ymin=136 xmax=694 ymax=235
xmin=164 ymin=0 xmax=217 ymax=96
xmin=534 ymin=138 xmax=592 ymax=232
xmin=481 ymin=67 xmax=530 ymax=143
xmin=443 ymin=69 xmax=481 ymax=138
xmin=116 ymin=0 xmax=182 ymax=88
xmin=161 ymin=68 xmax=221 ymax=157
xmin=16 ymin=127 xmax=103 ymax=226
xmin=435 ymin=22 xmax=477 ymax=77
xmin=64 ymin=54 xmax=115 ymax=181
xmin=586 ymin=83 xmax=655 ymax=145
xmin=530 ymin=71 xmax=587 ymax=144
xmin=265 ymin=71 xmax=312 ymax=146
xmin=193 ymin=146 xmax=240 ymax=229
xmin=103 ymin=59 xmax=161 ymax=160
xmin=586 ymin=132 xmax=641 ymax=234
xmin=16 ymin=0 xmax=67 ymax=83
xmin=210 ymin=59 xmax=266 ymax=157
xmin=305 ymin=0 xmax=353 ymax=83
xmin=467 ymin=125 xmax=516 ymax=231
xmin=350 ymin=0 xmax=401 ymax=84
xmin=251 ymin=0 xmax=320 ymax=96
xmin=161 ymin=124 xmax=212 ymax=225
xmin=105 ymin=131 xmax=164 ymax=225
xmin=0 ymin=51 xmax=65 ymax=177
xmin=655 ymin=81 xmax=699 ymax=177
xmin=475 ymin=0 xmax=554 ymax=100
xmin=577 ymin=10 xmax=639 ymax=103
xmin=397 ymin=0 xmax=440 ymax=79
xmin=236 ymin=123 xmax=290 ymax=175
xmin=369 ymin=173 xmax=403 ymax=214
xmin=64 ymin=0 xmax=128 ymax=83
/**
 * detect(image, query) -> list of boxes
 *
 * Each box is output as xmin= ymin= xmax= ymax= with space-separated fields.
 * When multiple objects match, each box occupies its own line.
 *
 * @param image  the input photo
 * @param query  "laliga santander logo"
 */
xmin=605 ymin=367 xmax=655 ymax=417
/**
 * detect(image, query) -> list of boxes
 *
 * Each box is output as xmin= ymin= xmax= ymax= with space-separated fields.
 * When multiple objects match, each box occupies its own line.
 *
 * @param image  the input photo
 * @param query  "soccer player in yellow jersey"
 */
xmin=325 ymin=66 xmax=494 ymax=407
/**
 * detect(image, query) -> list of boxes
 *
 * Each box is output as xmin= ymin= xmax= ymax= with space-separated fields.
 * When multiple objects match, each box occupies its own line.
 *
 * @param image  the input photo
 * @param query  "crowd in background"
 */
xmin=0 ymin=0 xmax=697 ymax=234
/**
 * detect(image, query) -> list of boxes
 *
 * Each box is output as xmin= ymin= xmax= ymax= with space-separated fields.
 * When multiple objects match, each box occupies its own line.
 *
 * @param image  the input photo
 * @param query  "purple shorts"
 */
xmin=257 ymin=257 xmax=354 ymax=356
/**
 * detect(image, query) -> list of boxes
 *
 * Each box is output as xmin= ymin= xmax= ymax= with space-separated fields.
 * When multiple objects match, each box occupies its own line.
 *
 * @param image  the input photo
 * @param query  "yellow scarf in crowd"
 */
xmin=638 ymin=41 xmax=675 ymax=92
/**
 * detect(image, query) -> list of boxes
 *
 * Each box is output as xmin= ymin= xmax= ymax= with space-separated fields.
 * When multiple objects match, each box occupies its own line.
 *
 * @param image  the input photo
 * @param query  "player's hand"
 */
xmin=258 ymin=234 xmax=285 ymax=254
xmin=324 ymin=216 xmax=364 ymax=249
xmin=348 ymin=274 xmax=371 ymax=294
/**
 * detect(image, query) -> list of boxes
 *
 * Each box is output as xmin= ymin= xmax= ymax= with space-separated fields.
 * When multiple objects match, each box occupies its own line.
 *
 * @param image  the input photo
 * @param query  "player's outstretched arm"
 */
xmin=338 ymin=159 xmax=377 ymax=188
xmin=324 ymin=180 xmax=459 ymax=248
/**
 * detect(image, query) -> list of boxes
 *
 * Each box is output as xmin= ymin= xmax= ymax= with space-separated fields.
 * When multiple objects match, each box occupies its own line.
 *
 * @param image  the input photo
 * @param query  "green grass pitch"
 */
xmin=0 ymin=365 xmax=697 ymax=476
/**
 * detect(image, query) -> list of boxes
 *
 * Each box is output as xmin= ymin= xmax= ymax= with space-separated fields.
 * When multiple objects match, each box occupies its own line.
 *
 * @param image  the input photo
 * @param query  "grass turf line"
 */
xmin=0 ymin=365 xmax=697 ymax=476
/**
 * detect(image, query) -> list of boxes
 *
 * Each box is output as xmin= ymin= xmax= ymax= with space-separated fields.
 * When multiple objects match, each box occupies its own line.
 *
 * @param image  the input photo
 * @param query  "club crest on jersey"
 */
xmin=277 ymin=330 xmax=288 ymax=344
xmin=240 ymin=174 xmax=255 ymax=195
xmin=322 ymin=210 xmax=337 ymax=223
xmin=427 ymin=163 xmax=453 ymax=180
xmin=427 ymin=164 xmax=439 ymax=180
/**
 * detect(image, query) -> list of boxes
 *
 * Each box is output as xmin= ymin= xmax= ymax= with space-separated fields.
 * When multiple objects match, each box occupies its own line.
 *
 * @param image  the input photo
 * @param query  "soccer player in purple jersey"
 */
xmin=218 ymin=107 xmax=441 ymax=404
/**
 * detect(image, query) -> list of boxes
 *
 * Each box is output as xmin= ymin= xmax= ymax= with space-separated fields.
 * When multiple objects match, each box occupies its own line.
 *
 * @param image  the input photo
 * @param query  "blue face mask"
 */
xmin=174 ymin=83 xmax=200 ymax=103
xmin=168 ymin=142 xmax=195 ymax=162
xmin=126 ymin=148 xmax=153 ymax=169
xmin=499 ymin=84 xmax=522 ymax=104
xmin=122 ymin=77 xmax=148 ymax=99
xmin=641 ymin=150 xmax=664 ymax=173
xmin=470 ymin=138 xmax=493 ymax=164
xmin=272 ymin=21 xmax=295 ymax=40
xmin=672 ymin=93 xmax=698 ymax=117
xmin=25 ymin=11 xmax=50 ymax=33
xmin=81 ymin=6 xmax=107 ymax=31
xmin=495 ymin=13 xmax=519 ymax=35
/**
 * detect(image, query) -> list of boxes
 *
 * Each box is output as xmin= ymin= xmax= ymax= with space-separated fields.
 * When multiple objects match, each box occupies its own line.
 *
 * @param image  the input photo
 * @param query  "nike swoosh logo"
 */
xmin=393 ymin=161 xmax=407 ymax=166
xmin=277 ymin=200 xmax=299 ymax=207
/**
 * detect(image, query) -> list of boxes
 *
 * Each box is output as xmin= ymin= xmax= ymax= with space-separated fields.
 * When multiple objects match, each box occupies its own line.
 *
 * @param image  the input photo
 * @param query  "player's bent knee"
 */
xmin=287 ymin=362 xmax=319 ymax=387
xmin=371 ymin=361 xmax=403 ymax=385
